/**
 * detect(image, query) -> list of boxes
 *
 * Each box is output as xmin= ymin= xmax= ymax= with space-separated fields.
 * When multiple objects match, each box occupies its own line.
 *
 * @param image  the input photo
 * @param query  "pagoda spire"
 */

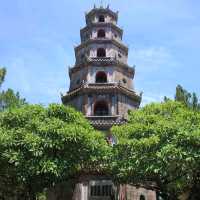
xmin=100 ymin=0 xmax=104 ymax=8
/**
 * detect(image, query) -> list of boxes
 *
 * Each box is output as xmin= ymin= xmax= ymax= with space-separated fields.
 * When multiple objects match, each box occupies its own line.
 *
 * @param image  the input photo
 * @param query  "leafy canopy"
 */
xmin=0 ymin=67 xmax=26 ymax=111
xmin=0 ymin=104 xmax=110 ymax=199
xmin=164 ymin=84 xmax=200 ymax=111
xmin=111 ymin=101 xmax=200 ymax=198
xmin=0 ymin=68 xmax=6 ymax=87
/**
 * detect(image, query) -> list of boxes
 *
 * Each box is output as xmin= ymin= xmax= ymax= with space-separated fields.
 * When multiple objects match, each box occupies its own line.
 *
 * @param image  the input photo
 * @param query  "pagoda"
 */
xmin=61 ymin=5 xmax=142 ymax=130
xmin=46 ymin=5 xmax=158 ymax=200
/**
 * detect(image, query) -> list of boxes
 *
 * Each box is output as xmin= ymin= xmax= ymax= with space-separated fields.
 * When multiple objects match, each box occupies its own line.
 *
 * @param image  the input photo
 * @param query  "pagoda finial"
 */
xmin=93 ymin=4 xmax=96 ymax=9
xmin=100 ymin=0 xmax=103 ymax=8
xmin=107 ymin=4 xmax=110 ymax=9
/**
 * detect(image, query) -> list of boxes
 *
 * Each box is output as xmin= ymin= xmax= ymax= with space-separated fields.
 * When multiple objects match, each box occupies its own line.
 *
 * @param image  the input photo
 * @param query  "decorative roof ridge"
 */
xmin=61 ymin=82 xmax=142 ymax=101
xmin=69 ymin=62 xmax=135 ymax=78
xmin=80 ymin=22 xmax=123 ymax=34
xmin=85 ymin=6 xmax=118 ymax=20
xmin=75 ymin=38 xmax=128 ymax=52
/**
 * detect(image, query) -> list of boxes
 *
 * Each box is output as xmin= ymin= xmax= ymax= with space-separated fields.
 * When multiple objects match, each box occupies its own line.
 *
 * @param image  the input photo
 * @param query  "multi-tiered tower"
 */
xmin=47 ymin=6 xmax=159 ymax=200
xmin=62 ymin=5 xmax=141 ymax=130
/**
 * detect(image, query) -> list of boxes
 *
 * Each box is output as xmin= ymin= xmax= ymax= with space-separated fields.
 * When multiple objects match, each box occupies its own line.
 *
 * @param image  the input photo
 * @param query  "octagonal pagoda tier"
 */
xmin=61 ymin=81 xmax=141 ymax=130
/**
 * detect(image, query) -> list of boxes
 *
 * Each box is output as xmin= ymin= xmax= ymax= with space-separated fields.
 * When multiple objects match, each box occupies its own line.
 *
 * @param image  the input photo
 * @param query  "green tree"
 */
xmin=191 ymin=92 xmax=200 ymax=111
xmin=0 ymin=89 xmax=26 ymax=111
xmin=174 ymin=85 xmax=200 ymax=111
xmin=0 ymin=68 xmax=6 ymax=87
xmin=0 ymin=67 xmax=26 ymax=111
xmin=111 ymin=101 xmax=200 ymax=199
xmin=175 ymin=84 xmax=191 ymax=106
xmin=0 ymin=104 xmax=110 ymax=199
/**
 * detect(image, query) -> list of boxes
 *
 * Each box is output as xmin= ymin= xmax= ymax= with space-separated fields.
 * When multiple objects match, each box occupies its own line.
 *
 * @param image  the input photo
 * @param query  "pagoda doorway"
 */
xmin=94 ymin=100 xmax=109 ymax=116
xmin=95 ymin=71 xmax=107 ymax=83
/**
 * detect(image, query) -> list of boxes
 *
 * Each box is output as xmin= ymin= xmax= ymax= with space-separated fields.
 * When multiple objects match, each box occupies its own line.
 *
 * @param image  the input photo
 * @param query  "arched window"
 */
xmin=96 ymin=71 xmax=107 ymax=83
xmin=140 ymin=195 xmax=146 ymax=200
xmin=99 ymin=15 xmax=105 ymax=22
xmin=97 ymin=29 xmax=105 ymax=38
xmin=97 ymin=48 xmax=106 ymax=57
xmin=122 ymin=78 xmax=127 ymax=84
xmin=94 ymin=101 xmax=109 ymax=116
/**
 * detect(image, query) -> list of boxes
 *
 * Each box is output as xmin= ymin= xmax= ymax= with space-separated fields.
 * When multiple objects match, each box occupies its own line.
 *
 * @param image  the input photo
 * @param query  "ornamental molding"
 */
xmin=69 ymin=60 xmax=135 ymax=79
xmin=61 ymin=83 xmax=142 ymax=103
xmin=75 ymin=38 xmax=128 ymax=54
xmin=85 ymin=8 xmax=118 ymax=21
xmin=81 ymin=22 xmax=123 ymax=35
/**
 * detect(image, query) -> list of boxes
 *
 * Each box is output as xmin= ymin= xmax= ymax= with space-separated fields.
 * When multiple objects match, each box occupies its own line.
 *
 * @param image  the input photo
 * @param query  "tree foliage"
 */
xmin=0 ymin=89 xmax=26 ymax=111
xmin=111 ymin=101 xmax=200 ymax=199
xmin=0 ymin=67 xmax=26 ymax=111
xmin=0 ymin=67 xmax=199 ymax=200
xmin=0 ymin=104 xmax=110 ymax=199
xmin=0 ymin=68 xmax=6 ymax=87
xmin=165 ymin=84 xmax=200 ymax=111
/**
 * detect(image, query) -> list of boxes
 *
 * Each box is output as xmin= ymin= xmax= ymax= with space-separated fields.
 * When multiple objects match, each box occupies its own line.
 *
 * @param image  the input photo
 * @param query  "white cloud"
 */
xmin=129 ymin=46 xmax=178 ymax=106
xmin=129 ymin=46 xmax=179 ymax=73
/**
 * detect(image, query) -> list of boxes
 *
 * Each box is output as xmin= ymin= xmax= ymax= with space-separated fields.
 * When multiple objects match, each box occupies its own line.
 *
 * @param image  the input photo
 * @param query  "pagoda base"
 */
xmin=47 ymin=175 xmax=158 ymax=200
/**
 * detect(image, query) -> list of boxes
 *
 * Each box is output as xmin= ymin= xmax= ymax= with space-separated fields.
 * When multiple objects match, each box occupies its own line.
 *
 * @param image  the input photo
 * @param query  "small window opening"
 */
xmin=96 ymin=71 xmax=107 ymax=83
xmin=94 ymin=101 xmax=109 ymax=116
xmin=118 ymin=53 xmax=122 ymax=58
xmin=97 ymin=48 xmax=106 ymax=57
xmin=97 ymin=29 xmax=106 ymax=38
xmin=99 ymin=15 xmax=105 ymax=22
xmin=140 ymin=195 xmax=146 ymax=200
xmin=90 ymin=185 xmax=112 ymax=197
xmin=76 ymin=79 xmax=80 ymax=85
xmin=122 ymin=78 xmax=127 ymax=84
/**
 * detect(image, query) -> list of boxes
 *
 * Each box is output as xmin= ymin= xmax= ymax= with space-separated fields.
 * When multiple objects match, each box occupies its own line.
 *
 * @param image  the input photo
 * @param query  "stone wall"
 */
xmin=117 ymin=94 xmax=138 ymax=118
xmin=70 ymin=69 xmax=88 ymax=91
xmin=119 ymin=184 xmax=157 ymax=200
xmin=87 ymin=66 xmax=114 ymax=83
xmin=87 ymin=13 xmax=117 ymax=25
xmin=86 ymin=66 xmax=133 ymax=88
xmin=91 ymin=27 xmax=121 ymax=42
xmin=47 ymin=177 xmax=157 ymax=200
xmin=69 ymin=64 xmax=134 ymax=91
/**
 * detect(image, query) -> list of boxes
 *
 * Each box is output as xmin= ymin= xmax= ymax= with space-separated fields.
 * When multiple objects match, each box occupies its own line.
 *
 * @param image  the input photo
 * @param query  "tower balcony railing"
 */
xmin=91 ymin=36 xmax=124 ymax=45
xmin=86 ymin=115 xmax=120 ymax=120
xmin=91 ymin=22 xmax=116 ymax=26
xmin=86 ymin=82 xmax=117 ymax=87
xmin=92 ymin=37 xmax=108 ymax=40
xmin=87 ymin=56 xmax=116 ymax=63
xmin=86 ymin=115 xmax=127 ymax=128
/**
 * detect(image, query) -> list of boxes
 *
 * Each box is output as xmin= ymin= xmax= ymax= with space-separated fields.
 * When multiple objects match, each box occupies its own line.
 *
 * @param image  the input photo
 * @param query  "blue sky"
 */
xmin=0 ymin=0 xmax=200 ymax=105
